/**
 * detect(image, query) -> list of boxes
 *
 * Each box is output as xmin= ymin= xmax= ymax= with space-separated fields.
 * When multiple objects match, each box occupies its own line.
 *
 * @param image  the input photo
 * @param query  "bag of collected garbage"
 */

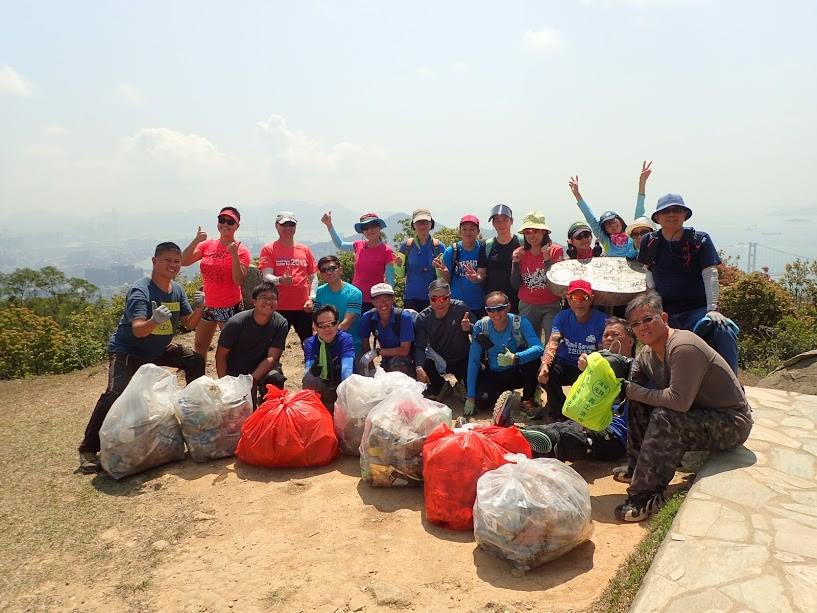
xmin=236 ymin=386 xmax=339 ymax=467
xmin=423 ymin=424 xmax=532 ymax=530
xmin=360 ymin=392 xmax=451 ymax=486
xmin=473 ymin=455 xmax=593 ymax=573
xmin=174 ymin=374 xmax=253 ymax=462
xmin=334 ymin=368 xmax=425 ymax=456
xmin=99 ymin=364 xmax=185 ymax=480
xmin=562 ymin=351 xmax=621 ymax=431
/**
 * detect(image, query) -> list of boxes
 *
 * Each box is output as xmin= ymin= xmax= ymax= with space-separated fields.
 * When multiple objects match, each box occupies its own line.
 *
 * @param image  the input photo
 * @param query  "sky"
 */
xmin=2 ymin=0 xmax=817 ymax=261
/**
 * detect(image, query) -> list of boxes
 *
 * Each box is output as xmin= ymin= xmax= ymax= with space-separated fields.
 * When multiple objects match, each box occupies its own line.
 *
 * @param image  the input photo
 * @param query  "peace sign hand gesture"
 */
xmin=639 ymin=160 xmax=653 ymax=191
xmin=569 ymin=176 xmax=582 ymax=201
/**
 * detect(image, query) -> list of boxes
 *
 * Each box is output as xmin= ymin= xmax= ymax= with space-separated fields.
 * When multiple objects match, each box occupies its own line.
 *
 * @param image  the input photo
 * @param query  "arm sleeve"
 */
xmin=577 ymin=198 xmax=609 ymax=249
xmin=413 ymin=314 xmax=428 ymax=365
xmin=626 ymin=343 xmax=710 ymax=412
xmin=510 ymin=261 xmax=522 ymax=290
xmin=702 ymin=266 xmax=720 ymax=311
xmin=328 ymin=226 xmax=354 ymax=251
xmin=634 ymin=192 xmax=646 ymax=220
xmin=340 ymin=355 xmax=354 ymax=380
xmin=645 ymin=270 xmax=655 ymax=289
xmin=261 ymin=268 xmax=281 ymax=284
xmin=385 ymin=264 xmax=395 ymax=286
xmin=515 ymin=317 xmax=544 ymax=363
xmin=309 ymin=273 xmax=318 ymax=299
xmin=466 ymin=326 xmax=483 ymax=398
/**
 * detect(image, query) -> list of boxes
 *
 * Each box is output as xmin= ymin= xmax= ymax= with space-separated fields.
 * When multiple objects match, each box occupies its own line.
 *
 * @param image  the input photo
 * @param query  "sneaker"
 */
xmin=612 ymin=464 xmax=634 ymax=483
xmin=493 ymin=390 xmax=518 ymax=427
xmin=520 ymin=428 xmax=554 ymax=456
xmin=614 ymin=492 xmax=667 ymax=522
xmin=520 ymin=399 xmax=544 ymax=421
xmin=78 ymin=451 xmax=100 ymax=474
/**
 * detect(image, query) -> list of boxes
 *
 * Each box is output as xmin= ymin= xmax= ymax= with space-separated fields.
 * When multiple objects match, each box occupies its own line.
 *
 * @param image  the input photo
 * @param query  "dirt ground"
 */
xmin=0 ymin=329 xmax=688 ymax=613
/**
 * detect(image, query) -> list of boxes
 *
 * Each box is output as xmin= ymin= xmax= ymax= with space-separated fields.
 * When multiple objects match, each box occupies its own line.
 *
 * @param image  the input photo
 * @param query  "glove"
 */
xmin=463 ymin=398 xmax=476 ymax=416
xmin=705 ymin=311 xmax=729 ymax=326
xmin=150 ymin=301 xmax=172 ymax=325
xmin=496 ymin=347 xmax=516 ymax=368
xmin=193 ymin=291 xmax=205 ymax=310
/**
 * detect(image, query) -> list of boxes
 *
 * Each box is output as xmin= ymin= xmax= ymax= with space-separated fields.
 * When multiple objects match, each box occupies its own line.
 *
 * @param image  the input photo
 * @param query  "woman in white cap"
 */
xmin=510 ymin=212 xmax=564 ymax=343
xmin=259 ymin=211 xmax=319 ymax=351
xmin=625 ymin=217 xmax=655 ymax=252
xmin=321 ymin=211 xmax=395 ymax=313
xmin=181 ymin=205 xmax=251 ymax=362
xmin=484 ymin=204 xmax=522 ymax=312
xmin=396 ymin=208 xmax=446 ymax=311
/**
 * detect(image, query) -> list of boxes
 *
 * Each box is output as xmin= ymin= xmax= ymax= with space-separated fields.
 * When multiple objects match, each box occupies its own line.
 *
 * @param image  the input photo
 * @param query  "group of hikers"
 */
xmin=77 ymin=161 xmax=752 ymax=524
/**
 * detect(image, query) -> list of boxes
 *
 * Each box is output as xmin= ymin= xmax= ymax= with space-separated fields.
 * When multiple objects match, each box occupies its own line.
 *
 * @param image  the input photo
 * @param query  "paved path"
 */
xmin=631 ymin=387 xmax=817 ymax=612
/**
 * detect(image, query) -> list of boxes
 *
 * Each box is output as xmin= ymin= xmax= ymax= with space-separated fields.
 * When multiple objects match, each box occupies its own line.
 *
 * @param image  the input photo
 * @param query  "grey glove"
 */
xmin=463 ymin=398 xmax=476 ymax=416
xmin=193 ymin=291 xmax=205 ymax=310
xmin=705 ymin=311 xmax=729 ymax=326
xmin=150 ymin=300 xmax=172 ymax=325
xmin=496 ymin=347 xmax=516 ymax=368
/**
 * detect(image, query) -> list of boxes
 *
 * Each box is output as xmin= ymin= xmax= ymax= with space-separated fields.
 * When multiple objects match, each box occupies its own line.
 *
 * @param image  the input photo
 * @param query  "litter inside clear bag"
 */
xmin=99 ymin=364 xmax=185 ymax=479
xmin=174 ymin=374 xmax=253 ymax=462
xmin=473 ymin=454 xmax=594 ymax=573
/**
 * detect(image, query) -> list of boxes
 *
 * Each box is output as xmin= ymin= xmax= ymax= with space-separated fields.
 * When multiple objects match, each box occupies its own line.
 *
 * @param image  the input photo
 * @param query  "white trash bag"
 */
xmin=473 ymin=455 xmax=594 ymax=573
xmin=174 ymin=374 xmax=253 ymax=462
xmin=99 ymin=364 xmax=185 ymax=479
xmin=359 ymin=390 xmax=451 ymax=486
xmin=334 ymin=368 xmax=425 ymax=456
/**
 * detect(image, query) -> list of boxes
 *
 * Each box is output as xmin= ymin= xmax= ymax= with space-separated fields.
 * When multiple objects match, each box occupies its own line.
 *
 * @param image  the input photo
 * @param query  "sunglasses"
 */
xmin=630 ymin=230 xmax=650 ymax=238
xmin=485 ymin=302 xmax=509 ymax=313
xmin=658 ymin=206 xmax=686 ymax=216
xmin=572 ymin=231 xmax=592 ymax=240
xmin=629 ymin=314 xmax=660 ymax=329
xmin=567 ymin=292 xmax=590 ymax=302
xmin=319 ymin=265 xmax=340 ymax=273
xmin=217 ymin=216 xmax=237 ymax=226
xmin=429 ymin=294 xmax=450 ymax=303
xmin=361 ymin=222 xmax=380 ymax=231
xmin=315 ymin=320 xmax=338 ymax=329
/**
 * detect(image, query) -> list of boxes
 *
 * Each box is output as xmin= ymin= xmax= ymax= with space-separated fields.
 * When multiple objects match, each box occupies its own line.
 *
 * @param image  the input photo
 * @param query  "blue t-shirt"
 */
xmin=637 ymin=229 xmax=720 ymax=314
xmin=304 ymin=330 xmax=356 ymax=382
xmin=399 ymin=238 xmax=446 ymax=300
xmin=315 ymin=282 xmax=363 ymax=351
xmin=358 ymin=307 xmax=415 ymax=350
xmin=107 ymin=277 xmax=192 ymax=360
xmin=442 ymin=241 xmax=487 ymax=312
xmin=551 ymin=308 xmax=608 ymax=366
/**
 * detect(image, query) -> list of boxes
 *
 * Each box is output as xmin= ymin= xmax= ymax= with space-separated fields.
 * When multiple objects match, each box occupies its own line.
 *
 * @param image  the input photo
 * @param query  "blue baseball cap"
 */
xmin=488 ymin=204 xmax=513 ymax=221
xmin=652 ymin=194 xmax=692 ymax=223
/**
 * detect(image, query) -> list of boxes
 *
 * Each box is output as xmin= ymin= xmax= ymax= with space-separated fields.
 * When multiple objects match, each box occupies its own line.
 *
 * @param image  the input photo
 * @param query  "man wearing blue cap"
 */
xmin=636 ymin=194 xmax=739 ymax=373
xmin=484 ymin=204 xmax=522 ymax=313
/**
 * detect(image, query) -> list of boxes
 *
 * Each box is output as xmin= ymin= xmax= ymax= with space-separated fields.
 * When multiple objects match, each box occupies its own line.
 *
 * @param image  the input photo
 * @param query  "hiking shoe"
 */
xmin=612 ymin=464 xmax=634 ymax=483
xmin=614 ymin=492 xmax=667 ymax=522
xmin=520 ymin=428 xmax=554 ymax=456
xmin=493 ymin=390 xmax=518 ymax=427
xmin=520 ymin=399 xmax=544 ymax=421
xmin=78 ymin=451 xmax=100 ymax=474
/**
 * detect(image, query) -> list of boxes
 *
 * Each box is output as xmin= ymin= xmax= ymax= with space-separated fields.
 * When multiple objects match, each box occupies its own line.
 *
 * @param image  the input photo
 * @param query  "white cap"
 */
xmin=276 ymin=211 xmax=297 ymax=224
xmin=370 ymin=283 xmax=395 ymax=297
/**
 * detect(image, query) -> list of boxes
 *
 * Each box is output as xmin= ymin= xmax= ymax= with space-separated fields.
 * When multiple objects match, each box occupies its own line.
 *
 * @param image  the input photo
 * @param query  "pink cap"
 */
xmin=459 ymin=214 xmax=480 ymax=227
xmin=567 ymin=279 xmax=593 ymax=295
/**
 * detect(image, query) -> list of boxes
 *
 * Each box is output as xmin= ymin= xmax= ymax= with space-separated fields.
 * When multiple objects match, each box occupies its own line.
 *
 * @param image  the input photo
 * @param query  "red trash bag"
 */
xmin=422 ymin=424 xmax=532 ymax=531
xmin=236 ymin=386 xmax=339 ymax=467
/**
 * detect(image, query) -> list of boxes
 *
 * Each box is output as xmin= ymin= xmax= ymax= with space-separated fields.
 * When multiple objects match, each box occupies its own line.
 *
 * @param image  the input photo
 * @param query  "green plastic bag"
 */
xmin=562 ymin=352 xmax=621 ymax=431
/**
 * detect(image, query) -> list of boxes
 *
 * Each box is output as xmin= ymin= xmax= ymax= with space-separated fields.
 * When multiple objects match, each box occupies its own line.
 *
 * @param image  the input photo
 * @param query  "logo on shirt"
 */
xmin=586 ymin=334 xmax=597 ymax=344
xmin=276 ymin=257 xmax=308 ymax=268
xmin=521 ymin=268 xmax=549 ymax=290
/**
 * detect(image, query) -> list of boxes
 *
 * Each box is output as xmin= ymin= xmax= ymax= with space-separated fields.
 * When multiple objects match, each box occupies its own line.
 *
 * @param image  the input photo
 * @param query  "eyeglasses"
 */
xmin=315 ymin=320 xmax=338 ymax=329
xmin=485 ymin=302 xmax=509 ymax=313
xmin=567 ymin=293 xmax=590 ymax=302
xmin=319 ymin=265 xmax=340 ymax=273
xmin=630 ymin=230 xmax=650 ymax=238
xmin=217 ymin=216 xmax=236 ymax=226
xmin=572 ymin=231 xmax=592 ymax=240
xmin=629 ymin=314 xmax=660 ymax=329
xmin=429 ymin=294 xmax=450 ymax=303
xmin=256 ymin=295 xmax=278 ymax=303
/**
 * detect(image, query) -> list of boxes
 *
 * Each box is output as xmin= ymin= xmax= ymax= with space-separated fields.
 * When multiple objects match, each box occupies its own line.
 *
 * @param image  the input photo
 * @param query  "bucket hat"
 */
xmin=411 ymin=208 xmax=435 ymax=229
xmin=354 ymin=213 xmax=387 ymax=233
xmin=652 ymin=194 xmax=692 ymax=223
xmin=626 ymin=217 xmax=655 ymax=237
xmin=517 ymin=211 xmax=551 ymax=233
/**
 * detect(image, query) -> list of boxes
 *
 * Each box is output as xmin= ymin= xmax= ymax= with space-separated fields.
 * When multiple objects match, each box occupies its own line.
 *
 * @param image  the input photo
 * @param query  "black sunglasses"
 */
xmin=572 ymin=231 xmax=592 ymax=240
xmin=217 ymin=216 xmax=237 ymax=226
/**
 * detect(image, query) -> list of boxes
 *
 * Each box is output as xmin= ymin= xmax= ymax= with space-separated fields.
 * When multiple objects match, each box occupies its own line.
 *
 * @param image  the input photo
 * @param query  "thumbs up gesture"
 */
xmin=461 ymin=311 xmax=472 ymax=331
xmin=227 ymin=240 xmax=241 ymax=257
xmin=194 ymin=226 xmax=207 ymax=244
xmin=150 ymin=301 xmax=172 ymax=325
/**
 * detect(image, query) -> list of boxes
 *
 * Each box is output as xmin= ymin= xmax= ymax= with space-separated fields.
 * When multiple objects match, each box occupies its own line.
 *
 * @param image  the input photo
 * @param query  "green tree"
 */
xmin=780 ymin=258 xmax=817 ymax=305
xmin=720 ymin=272 xmax=795 ymax=336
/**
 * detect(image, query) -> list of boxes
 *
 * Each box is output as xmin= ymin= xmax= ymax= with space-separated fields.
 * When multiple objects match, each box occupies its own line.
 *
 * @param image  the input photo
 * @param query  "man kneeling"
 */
xmin=616 ymin=290 xmax=753 ymax=522
xmin=302 ymin=305 xmax=355 ymax=411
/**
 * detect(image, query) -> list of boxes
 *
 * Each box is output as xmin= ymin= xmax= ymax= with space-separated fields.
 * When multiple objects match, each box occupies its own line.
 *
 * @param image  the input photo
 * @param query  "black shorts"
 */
xmin=202 ymin=302 xmax=242 ymax=322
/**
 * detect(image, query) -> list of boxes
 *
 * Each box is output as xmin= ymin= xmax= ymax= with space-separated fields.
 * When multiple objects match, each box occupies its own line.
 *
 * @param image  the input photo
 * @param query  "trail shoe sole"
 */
xmin=493 ymin=390 xmax=518 ymax=426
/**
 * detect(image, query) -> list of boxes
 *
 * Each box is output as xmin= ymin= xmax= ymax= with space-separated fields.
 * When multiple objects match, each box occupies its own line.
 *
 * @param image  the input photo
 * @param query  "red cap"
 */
xmin=218 ymin=208 xmax=239 ymax=222
xmin=567 ymin=279 xmax=593 ymax=295
xmin=459 ymin=214 xmax=480 ymax=227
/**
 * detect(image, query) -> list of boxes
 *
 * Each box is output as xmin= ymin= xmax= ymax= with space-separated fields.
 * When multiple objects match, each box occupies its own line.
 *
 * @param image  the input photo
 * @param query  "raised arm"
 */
xmin=570 ymin=176 xmax=605 ymax=241
xmin=634 ymin=160 xmax=652 ymax=219
xmin=321 ymin=212 xmax=354 ymax=251
xmin=181 ymin=226 xmax=208 ymax=266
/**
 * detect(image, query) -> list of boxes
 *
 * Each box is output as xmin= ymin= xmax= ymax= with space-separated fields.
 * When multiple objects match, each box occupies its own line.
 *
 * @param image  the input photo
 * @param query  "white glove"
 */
xmin=496 ymin=347 xmax=516 ymax=368
xmin=150 ymin=301 xmax=172 ymax=325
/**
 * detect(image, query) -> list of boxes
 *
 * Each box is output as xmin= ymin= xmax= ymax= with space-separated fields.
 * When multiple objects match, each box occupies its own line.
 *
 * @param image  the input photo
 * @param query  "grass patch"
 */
xmin=588 ymin=491 xmax=687 ymax=613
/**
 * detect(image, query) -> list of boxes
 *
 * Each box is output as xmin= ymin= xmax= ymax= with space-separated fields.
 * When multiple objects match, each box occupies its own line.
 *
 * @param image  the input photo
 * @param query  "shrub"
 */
xmin=720 ymin=272 xmax=794 ymax=336
xmin=739 ymin=313 xmax=817 ymax=374
xmin=0 ymin=307 xmax=73 ymax=379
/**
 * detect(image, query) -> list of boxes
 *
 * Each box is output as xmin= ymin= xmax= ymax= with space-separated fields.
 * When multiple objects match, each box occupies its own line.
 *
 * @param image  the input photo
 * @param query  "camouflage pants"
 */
xmin=626 ymin=400 xmax=753 ymax=497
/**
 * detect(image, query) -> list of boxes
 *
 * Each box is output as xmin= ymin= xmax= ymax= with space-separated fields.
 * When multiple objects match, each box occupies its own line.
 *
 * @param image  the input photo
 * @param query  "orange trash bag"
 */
xmin=422 ymin=424 xmax=532 ymax=531
xmin=236 ymin=386 xmax=339 ymax=467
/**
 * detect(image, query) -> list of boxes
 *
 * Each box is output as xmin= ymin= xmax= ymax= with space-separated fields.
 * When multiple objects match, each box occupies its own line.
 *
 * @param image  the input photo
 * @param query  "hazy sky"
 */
xmin=2 ymin=0 xmax=816 ymax=255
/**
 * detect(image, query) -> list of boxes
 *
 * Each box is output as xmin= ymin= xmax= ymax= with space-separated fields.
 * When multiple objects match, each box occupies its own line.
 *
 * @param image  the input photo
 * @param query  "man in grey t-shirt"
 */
xmin=614 ymin=290 xmax=753 ymax=522
xmin=216 ymin=281 xmax=289 ymax=406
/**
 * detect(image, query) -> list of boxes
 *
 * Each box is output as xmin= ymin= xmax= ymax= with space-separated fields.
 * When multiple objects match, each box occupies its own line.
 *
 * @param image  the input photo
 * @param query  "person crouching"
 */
xmin=302 ymin=305 xmax=355 ymax=412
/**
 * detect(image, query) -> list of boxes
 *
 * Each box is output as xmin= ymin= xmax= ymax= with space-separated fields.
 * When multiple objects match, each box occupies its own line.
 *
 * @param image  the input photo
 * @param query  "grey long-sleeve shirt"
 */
xmin=627 ymin=330 xmax=748 ymax=413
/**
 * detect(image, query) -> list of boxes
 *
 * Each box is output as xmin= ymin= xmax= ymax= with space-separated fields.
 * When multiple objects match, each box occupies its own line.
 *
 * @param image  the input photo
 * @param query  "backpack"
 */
xmin=402 ymin=237 xmax=444 ymax=281
xmin=473 ymin=313 xmax=527 ymax=366
xmin=371 ymin=308 xmax=419 ymax=348
xmin=639 ymin=228 xmax=707 ymax=271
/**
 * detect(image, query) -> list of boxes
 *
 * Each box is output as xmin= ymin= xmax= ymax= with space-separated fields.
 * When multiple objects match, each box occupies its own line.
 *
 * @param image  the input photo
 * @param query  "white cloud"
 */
xmin=0 ymin=65 xmax=33 ymax=97
xmin=256 ymin=114 xmax=373 ymax=172
xmin=121 ymin=128 xmax=235 ymax=173
xmin=118 ymin=82 xmax=146 ymax=104
xmin=521 ymin=27 xmax=563 ymax=51
xmin=42 ymin=124 xmax=68 ymax=137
